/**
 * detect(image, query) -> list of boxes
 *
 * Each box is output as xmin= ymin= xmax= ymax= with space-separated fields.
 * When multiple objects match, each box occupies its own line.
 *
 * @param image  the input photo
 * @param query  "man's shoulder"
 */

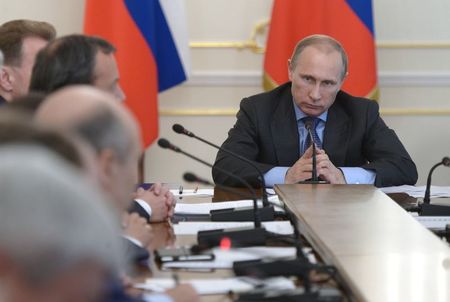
xmin=334 ymin=90 xmax=379 ymax=113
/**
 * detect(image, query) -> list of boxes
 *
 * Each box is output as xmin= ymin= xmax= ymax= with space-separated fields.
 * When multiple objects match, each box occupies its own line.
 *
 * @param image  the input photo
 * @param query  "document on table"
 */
xmin=162 ymin=246 xmax=298 ymax=269
xmin=136 ymin=276 xmax=295 ymax=295
xmin=170 ymin=188 xmax=214 ymax=197
xmin=414 ymin=216 xmax=450 ymax=229
xmin=173 ymin=220 xmax=294 ymax=235
xmin=381 ymin=185 xmax=450 ymax=198
xmin=175 ymin=199 xmax=284 ymax=215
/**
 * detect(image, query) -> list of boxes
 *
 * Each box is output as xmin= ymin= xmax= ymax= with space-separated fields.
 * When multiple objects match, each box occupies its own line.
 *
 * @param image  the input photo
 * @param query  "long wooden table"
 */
xmin=274 ymin=184 xmax=450 ymax=302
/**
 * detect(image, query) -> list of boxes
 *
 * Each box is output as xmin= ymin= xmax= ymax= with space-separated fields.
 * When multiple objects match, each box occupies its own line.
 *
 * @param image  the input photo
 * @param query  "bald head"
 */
xmin=36 ymin=85 xmax=140 ymax=159
xmin=35 ymin=85 xmax=142 ymax=210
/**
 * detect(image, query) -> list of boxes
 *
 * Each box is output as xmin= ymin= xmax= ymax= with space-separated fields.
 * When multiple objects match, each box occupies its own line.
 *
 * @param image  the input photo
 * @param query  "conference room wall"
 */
xmin=1 ymin=0 xmax=450 ymax=186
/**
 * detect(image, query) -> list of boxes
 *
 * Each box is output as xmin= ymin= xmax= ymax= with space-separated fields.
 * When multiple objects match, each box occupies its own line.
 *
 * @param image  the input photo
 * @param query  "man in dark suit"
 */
xmin=213 ymin=34 xmax=417 ymax=188
xmin=30 ymin=34 xmax=175 ymax=224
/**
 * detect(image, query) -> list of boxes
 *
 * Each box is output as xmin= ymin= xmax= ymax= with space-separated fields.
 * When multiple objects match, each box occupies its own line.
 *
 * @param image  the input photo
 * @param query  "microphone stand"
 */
xmin=158 ymin=138 xmax=271 ymax=248
xmin=298 ymin=120 xmax=328 ymax=184
xmin=419 ymin=157 xmax=450 ymax=216
xmin=172 ymin=124 xmax=272 ymax=207
xmin=158 ymin=138 xmax=274 ymax=222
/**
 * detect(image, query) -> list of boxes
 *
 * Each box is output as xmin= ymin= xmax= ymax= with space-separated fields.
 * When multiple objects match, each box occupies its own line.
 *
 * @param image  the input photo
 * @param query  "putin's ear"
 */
xmin=0 ymin=67 xmax=13 ymax=92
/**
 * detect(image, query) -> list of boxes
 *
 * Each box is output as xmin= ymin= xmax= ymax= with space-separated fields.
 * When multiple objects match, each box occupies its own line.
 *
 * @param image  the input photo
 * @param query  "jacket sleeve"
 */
xmin=361 ymin=101 xmax=418 ymax=187
xmin=212 ymin=98 xmax=275 ymax=187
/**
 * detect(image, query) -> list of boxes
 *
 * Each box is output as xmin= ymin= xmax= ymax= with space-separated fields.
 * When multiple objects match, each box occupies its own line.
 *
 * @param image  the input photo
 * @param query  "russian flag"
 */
xmin=264 ymin=0 xmax=378 ymax=99
xmin=84 ymin=0 xmax=190 ymax=147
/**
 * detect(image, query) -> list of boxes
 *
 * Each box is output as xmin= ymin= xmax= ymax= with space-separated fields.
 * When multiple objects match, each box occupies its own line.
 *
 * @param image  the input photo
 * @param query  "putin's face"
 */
xmin=288 ymin=46 xmax=345 ymax=117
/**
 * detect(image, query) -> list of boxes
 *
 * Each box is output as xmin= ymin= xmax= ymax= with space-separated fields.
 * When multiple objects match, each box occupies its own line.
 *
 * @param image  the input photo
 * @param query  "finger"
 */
xmin=151 ymin=182 xmax=162 ymax=194
xmin=302 ymin=145 xmax=314 ymax=158
xmin=292 ymin=163 xmax=314 ymax=174
xmin=316 ymin=148 xmax=325 ymax=155
xmin=159 ymin=184 xmax=170 ymax=196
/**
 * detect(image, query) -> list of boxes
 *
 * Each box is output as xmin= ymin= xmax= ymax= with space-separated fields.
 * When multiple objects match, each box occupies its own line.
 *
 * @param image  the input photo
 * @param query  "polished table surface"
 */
xmin=274 ymin=184 xmax=450 ymax=302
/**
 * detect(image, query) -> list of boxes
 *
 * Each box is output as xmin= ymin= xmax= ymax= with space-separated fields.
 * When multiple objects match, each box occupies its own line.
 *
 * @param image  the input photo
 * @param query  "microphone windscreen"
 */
xmin=442 ymin=157 xmax=450 ymax=167
xmin=183 ymin=172 xmax=198 ymax=182
xmin=304 ymin=119 xmax=314 ymax=131
xmin=172 ymin=124 xmax=184 ymax=134
xmin=157 ymin=138 xmax=171 ymax=149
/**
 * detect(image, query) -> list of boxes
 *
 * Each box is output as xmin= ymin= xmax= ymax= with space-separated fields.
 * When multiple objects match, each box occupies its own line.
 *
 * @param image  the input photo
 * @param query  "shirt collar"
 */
xmin=293 ymin=100 xmax=328 ymax=122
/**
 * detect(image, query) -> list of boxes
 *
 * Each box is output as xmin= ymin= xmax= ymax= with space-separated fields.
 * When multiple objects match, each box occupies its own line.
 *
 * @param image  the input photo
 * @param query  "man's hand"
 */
xmin=134 ymin=183 xmax=175 ymax=222
xmin=165 ymin=284 xmax=199 ymax=302
xmin=285 ymin=146 xmax=315 ymax=184
xmin=285 ymin=146 xmax=346 ymax=184
xmin=315 ymin=150 xmax=346 ymax=184
xmin=122 ymin=213 xmax=153 ymax=247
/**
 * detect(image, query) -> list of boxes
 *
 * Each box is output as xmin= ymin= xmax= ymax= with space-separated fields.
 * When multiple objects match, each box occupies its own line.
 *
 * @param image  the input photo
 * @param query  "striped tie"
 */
xmin=303 ymin=117 xmax=322 ymax=152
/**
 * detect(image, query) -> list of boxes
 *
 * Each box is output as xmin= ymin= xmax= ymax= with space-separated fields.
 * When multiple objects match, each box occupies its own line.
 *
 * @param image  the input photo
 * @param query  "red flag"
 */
xmin=264 ymin=0 xmax=378 ymax=99
xmin=84 ymin=0 xmax=189 ymax=147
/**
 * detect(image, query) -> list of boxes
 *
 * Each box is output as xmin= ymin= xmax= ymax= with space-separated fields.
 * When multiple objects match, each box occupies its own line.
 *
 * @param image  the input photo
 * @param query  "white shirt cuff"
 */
xmin=123 ymin=235 xmax=144 ymax=248
xmin=339 ymin=167 xmax=376 ymax=184
xmin=134 ymin=198 xmax=153 ymax=217
xmin=264 ymin=167 xmax=290 ymax=187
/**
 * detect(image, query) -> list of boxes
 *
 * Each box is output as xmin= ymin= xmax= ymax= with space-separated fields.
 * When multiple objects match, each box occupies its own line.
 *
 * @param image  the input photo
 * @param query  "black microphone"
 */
xmin=172 ymin=123 xmax=271 ymax=207
xmin=305 ymin=120 xmax=318 ymax=181
xmin=298 ymin=120 xmax=328 ymax=184
xmin=158 ymin=138 xmax=275 ymax=222
xmin=420 ymin=156 xmax=450 ymax=216
xmin=158 ymin=138 xmax=270 ymax=248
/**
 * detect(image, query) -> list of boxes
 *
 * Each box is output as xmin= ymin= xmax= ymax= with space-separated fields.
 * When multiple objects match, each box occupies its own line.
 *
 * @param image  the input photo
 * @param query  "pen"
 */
xmin=193 ymin=186 xmax=198 ymax=193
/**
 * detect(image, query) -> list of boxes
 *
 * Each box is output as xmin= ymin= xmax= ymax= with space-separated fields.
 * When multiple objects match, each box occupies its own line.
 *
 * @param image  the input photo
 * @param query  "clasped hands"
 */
xmin=285 ymin=145 xmax=346 ymax=184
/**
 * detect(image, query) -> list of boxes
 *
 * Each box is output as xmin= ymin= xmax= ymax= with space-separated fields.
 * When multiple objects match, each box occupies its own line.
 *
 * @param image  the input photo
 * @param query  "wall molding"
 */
xmin=159 ymin=108 xmax=450 ymax=117
xmin=185 ymin=71 xmax=450 ymax=87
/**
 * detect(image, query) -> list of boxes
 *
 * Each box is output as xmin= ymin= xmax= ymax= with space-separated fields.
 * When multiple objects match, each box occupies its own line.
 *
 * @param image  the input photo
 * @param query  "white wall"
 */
xmin=2 ymin=0 xmax=450 ymax=186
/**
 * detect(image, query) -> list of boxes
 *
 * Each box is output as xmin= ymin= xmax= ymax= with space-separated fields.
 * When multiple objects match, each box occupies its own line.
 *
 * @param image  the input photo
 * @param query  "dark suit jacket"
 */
xmin=213 ymin=82 xmax=417 ymax=188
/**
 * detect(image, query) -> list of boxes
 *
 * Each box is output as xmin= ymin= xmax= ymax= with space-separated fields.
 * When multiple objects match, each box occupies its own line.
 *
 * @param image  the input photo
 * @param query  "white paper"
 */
xmin=381 ymin=185 xmax=450 ymax=198
xmin=175 ymin=199 xmax=284 ymax=215
xmin=170 ymin=188 xmax=214 ymax=197
xmin=136 ymin=276 xmax=295 ymax=295
xmin=173 ymin=220 xmax=294 ymax=235
xmin=175 ymin=199 xmax=254 ymax=214
xmin=266 ymin=188 xmax=276 ymax=195
xmin=415 ymin=216 xmax=450 ymax=229
xmin=162 ymin=246 xmax=298 ymax=269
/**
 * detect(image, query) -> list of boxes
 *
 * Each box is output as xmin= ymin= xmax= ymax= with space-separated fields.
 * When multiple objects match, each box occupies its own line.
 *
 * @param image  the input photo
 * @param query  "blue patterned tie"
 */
xmin=303 ymin=117 xmax=322 ymax=152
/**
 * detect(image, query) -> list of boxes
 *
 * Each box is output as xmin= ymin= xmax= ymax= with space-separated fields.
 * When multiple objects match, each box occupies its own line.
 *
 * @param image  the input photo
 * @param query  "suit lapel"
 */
xmin=271 ymin=87 xmax=300 ymax=166
xmin=323 ymin=98 xmax=351 ymax=166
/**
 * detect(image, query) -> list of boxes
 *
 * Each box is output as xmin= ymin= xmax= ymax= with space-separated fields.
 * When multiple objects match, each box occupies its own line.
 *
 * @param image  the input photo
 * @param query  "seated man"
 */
xmin=0 ymin=145 xmax=123 ymax=302
xmin=30 ymin=33 xmax=174 ymax=223
xmin=34 ymin=86 xmax=198 ymax=302
xmin=213 ymin=34 xmax=417 ymax=188
xmin=0 ymin=19 xmax=56 ymax=104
